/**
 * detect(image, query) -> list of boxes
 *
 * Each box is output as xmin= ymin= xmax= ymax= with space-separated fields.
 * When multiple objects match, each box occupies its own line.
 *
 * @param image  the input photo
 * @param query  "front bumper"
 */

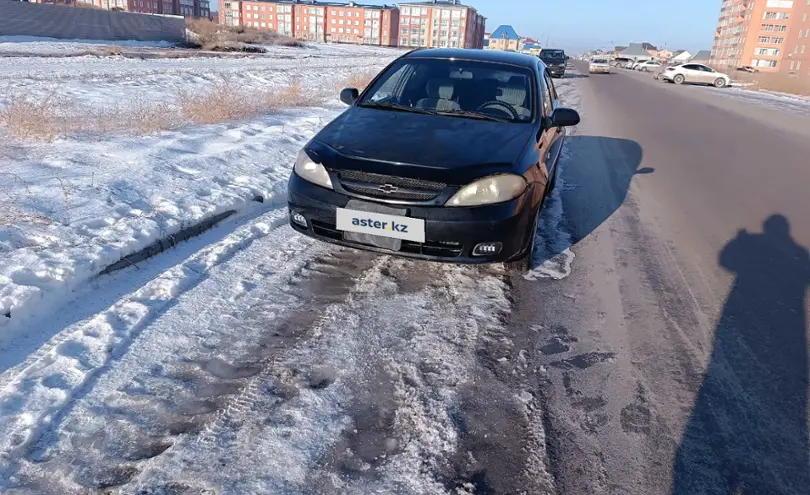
xmin=589 ymin=67 xmax=610 ymax=73
xmin=287 ymin=173 xmax=538 ymax=264
xmin=548 ymin=66 xmax=566 ymax=77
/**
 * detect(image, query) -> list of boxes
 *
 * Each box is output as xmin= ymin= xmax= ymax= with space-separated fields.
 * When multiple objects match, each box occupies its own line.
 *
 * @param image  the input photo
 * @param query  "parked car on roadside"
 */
xmin=661 ymin=63 xmax=731 ymax=87
xmin=635 ymin=60 xmax=662 ymax=72
xmin=288 ymin=49 xmax=581 ymax=273
xmin=589 ymin=58 xmax=611 ymax=74
xmin=612 ymin=57 xmax=633 ymax=68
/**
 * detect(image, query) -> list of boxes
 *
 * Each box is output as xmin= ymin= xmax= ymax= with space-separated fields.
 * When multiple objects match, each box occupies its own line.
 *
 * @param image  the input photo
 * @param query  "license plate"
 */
xmin=337 ymin=208 xmax=425 ymax=244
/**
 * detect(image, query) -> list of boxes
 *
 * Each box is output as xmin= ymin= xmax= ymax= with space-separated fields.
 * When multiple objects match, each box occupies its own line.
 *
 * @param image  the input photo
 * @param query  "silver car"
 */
xmin=661 ymin=63 xmax=731 ymax=88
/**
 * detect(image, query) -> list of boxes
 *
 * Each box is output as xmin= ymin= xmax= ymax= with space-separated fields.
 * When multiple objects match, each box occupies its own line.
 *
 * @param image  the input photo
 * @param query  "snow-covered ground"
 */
xmin=710 ymin=85 xmax=810 ymax=116
xmin=0 ymin=44 xmax=397 ymax=108
xmin=0 ymin=44 xmax=397 ymax=338
xmin=0 ymin=44 xmax=584 ymax=493
xmin=0 ymin=36 xmax=176 ymax=56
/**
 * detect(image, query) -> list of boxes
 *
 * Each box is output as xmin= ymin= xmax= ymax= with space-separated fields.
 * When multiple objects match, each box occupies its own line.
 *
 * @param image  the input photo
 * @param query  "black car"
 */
xmin=287 ymin=48 xmax=580 ymax=273
xmin=539 ymin=48 xmax=567 ymax=78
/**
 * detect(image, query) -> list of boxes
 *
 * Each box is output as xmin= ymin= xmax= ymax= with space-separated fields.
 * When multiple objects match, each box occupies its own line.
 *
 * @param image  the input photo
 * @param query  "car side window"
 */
xmin=538 ymin=69 xmax=553 ymax=116
xmin=683 ymin=64 xmax=697 ymax=70
xmin=371 ymin=64 xmax=411 ymax=102
xmin=544 ymin=71 xmax=558 ymax=102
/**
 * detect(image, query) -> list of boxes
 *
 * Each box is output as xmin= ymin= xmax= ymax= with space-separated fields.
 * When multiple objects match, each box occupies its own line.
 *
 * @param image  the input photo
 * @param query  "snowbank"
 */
xmin=0 ymin=46 xmax=397 ymax=340
xmin=0 ymin=110 xmax=334 ymax=335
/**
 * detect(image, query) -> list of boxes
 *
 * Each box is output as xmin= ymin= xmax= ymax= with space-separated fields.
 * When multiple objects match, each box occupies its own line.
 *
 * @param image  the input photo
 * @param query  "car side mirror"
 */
xmin=549 ymin=107 xmax=580 ymax=127
xmin=340 ymin=88 xmax=359 ymax=105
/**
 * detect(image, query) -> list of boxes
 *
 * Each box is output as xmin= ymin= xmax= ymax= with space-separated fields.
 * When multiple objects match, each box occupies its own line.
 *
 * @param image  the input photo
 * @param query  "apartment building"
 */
xmin=398 ymin=0 xmax=486 ymax=49
xmin=222 ymin=1 xmax=399 ymax=46
xmin=783 ymin=0 xmax=810 ymax=73
xmin=320 ymin=3 xmax=399 ymax=46
xmin=230 ymin=0 xmax=295 ymax=34
xmin=711 ymin=0 xmax=798 ymax=71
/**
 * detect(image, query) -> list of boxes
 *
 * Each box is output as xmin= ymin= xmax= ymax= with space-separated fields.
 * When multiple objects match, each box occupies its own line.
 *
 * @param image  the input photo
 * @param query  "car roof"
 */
xmin=403 ymin=48 xmax=541 ymax=69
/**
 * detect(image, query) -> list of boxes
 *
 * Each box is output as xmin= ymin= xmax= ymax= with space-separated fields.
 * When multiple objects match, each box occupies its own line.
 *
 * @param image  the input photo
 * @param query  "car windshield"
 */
xmin=540 ymin=50 xmax=565 ymax=60
xmin=593 ymin=59 xmax=608 ymax=64
xmin=358 ymin=58 xmax=535 ymax=123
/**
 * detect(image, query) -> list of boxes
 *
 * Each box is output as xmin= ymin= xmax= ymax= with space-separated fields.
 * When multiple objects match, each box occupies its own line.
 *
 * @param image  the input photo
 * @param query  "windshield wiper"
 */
xmin=437 ymin=109 xmax=511 ymax=123
xmin=360 ymin=101 xmax=439 ymax=115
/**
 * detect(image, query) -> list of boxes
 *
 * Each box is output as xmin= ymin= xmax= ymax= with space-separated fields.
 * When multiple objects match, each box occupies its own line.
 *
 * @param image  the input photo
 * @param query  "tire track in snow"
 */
xmin=119 ymin=259 xmax=522 ymax=495
xmin=0 ymin=209 xmax=327 ymax=490
xmin=5 ymin=247 xmax=377 ymax=493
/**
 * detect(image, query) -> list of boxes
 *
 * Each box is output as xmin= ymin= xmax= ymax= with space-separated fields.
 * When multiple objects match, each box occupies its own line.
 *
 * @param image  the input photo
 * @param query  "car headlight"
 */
xmin=446 ymin=174 xmax=526 ymax=207
xmin=294 ymin=150 xmax=333 ymax=190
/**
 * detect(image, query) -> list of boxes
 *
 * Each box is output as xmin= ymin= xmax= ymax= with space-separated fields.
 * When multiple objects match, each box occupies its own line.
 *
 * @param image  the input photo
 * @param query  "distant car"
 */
xmin=635 ymin=60 xmax=662 ymax=72
xmin=589 ymin=58 xmax=611 ymax=74
xmin=737 ymin=66 xmax=759 ymax=73
xmin=661 ymin=63 xmax=731 ymax=88
xmin=539 ymin=48 xmax=567 ymax=78
xmin=288 ymin=48 xmax=581 ymax=273
xmin=628 ymin=59 xmax=653 ymax=70
xmin=612 ymin=57 xmax=633 ymax=68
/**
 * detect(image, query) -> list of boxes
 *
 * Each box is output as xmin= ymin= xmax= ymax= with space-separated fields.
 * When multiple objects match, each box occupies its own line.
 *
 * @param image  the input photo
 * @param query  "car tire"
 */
xmin=673 ymin=74 xmax=685 ymax=84
xmin=505 ymin=209 xmax=540 ymax=276
xmin=714 ymin=77 xmax=726 ymax=88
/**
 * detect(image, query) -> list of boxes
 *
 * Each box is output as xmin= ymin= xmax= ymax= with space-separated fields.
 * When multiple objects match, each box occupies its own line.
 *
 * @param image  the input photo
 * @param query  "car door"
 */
xmin=539 ymin=68 xmax=563 ymax=188
xmin=680 ymin=64 xmax=699 ymax=81
xmin=696 ymin=64 xmax=716 ymax=83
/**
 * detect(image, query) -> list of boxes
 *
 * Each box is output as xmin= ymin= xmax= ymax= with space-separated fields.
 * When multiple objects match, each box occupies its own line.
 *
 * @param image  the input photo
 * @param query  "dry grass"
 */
xmin=343 ymin=70 xmax=378 ymax=91
xmin=178 ymin=83 xmax=256 ymax=125
xmin=180 ymin=79 xmax=320 ymax=124
xmin=264 ymin=78 xmax=321 ymax=108
xmin=126 ymin=99 xmax=180 ymax=133
xmin=185 ymin=18 xmax=303 ymax=51
xmin=100 ymin=45 xmax=123 ymax=57
xmin=0 ymin=94 xmax=73 ymax=142
xmin=0 ymin=82 xmax=327 ymax=142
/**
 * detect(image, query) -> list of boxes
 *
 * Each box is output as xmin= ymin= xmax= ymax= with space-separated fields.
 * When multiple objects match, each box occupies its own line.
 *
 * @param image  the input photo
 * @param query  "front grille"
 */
xmin=336 ymin=169 xmax=446 ymax=202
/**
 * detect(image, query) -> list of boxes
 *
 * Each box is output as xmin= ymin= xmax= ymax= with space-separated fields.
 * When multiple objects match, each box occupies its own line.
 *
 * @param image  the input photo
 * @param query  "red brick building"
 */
xmin=127 ymin=0 xmax=161 ymax=14
xmin=221 ymin=0 xmax=400 ymax=47
xmin=784 ymin=0 xmax=810 ymax=74
xmin=228 ymin=0 xmax=294 ymax=35
xmin=398 ymin=0 xmax=485 ymax=49
xmin=322 ymin=2 xmax=398 ymax=46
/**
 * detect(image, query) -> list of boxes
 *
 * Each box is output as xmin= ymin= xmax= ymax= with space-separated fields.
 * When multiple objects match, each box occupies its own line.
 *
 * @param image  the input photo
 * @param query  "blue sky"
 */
xmin=217 ymin=0 xmax=722 ymax=54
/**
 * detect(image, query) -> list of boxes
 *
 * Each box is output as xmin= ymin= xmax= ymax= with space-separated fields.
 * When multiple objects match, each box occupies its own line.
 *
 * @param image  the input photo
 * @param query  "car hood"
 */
xmin=309 ymin=106 xmax=535 ymax=185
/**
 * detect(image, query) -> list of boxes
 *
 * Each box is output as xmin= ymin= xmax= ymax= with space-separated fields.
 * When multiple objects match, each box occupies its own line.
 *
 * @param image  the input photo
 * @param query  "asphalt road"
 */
xmin=514 ymin=63 xmax=810 ymax=494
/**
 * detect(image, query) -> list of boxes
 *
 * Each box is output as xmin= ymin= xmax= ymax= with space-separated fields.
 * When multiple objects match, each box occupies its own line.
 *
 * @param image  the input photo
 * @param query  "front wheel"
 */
xmin=505 ymin=211 xmax=539 ymax=275
xmin=714 ymin=78 xmax=726 ymax=88
xmin=673 ymin=74 xmax=685 ymax=84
